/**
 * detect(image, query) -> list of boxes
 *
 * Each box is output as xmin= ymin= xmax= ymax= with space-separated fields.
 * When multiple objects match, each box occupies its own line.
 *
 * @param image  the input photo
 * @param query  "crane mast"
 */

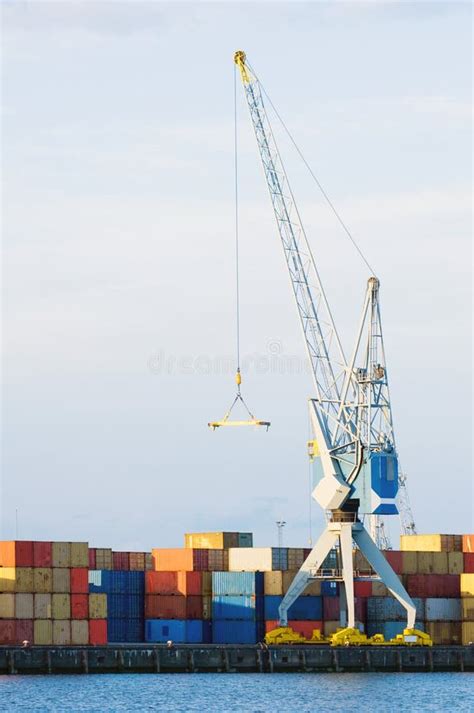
xmin=234 ymin=50 xmax=421 ymax=639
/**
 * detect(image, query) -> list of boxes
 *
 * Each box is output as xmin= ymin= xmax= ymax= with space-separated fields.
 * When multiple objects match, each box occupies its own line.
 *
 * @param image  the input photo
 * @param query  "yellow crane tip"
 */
xmin=234 ymin=50 xmax=246 ymax=65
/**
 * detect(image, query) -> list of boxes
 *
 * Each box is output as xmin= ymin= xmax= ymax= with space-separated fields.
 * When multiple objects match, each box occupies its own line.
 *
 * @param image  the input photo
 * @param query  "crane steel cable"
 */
xmin=247 ymin=61 xmax=377 ymax=277
xmin=234 ymin=64 xmax=241 ymax=376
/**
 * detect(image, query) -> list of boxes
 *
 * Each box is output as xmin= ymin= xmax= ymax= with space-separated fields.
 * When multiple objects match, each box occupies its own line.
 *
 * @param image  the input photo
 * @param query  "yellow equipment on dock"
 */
xmin=264 ymin=626 xmax=433 ymax=647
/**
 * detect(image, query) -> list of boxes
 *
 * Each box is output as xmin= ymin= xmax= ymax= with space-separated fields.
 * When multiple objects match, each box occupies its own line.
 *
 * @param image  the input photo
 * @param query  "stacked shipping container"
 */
xmin=0 ymin=541 xmax=107 ymax=645
xmin=2 ymin=533 xmax=474 ymax=645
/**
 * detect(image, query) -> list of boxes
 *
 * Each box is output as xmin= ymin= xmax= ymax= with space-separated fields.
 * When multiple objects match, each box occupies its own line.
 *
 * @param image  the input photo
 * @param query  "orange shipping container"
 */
xmin=463 ymin=535 xmax=474 ymax=553
xmin=0 ymin=541 xmax=33 ymax=567
xmin=151 ymin=548 xmax=208 ymax=572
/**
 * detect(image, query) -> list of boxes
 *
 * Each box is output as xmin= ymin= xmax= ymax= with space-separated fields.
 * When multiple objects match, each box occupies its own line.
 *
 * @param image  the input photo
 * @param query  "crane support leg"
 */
xmin=353 ymin=525 xmax=416 ymax=629
xmin=339 ymin=523 xmax=355 ymax=628
xmin=278 ymin=528 xmax=338 ymax=626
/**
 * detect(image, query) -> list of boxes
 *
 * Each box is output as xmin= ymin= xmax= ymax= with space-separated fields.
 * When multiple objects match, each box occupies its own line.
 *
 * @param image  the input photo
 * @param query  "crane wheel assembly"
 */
xmin=264 ymin=627 xmax=432 ymax=647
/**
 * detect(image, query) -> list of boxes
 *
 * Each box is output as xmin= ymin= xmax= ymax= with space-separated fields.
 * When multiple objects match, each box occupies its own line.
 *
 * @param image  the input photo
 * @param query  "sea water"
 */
xmin=0 ymin=672 xmax=472 ymax=711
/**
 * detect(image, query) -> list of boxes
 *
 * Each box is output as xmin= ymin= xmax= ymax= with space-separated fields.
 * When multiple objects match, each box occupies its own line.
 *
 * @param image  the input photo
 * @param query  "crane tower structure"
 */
xmin=234 ymin=50 xmax=420 ymax=638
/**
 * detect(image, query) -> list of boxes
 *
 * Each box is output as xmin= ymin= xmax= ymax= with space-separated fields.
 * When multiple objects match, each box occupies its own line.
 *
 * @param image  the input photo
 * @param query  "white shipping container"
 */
xmin=229 ymin=548 xmax=273 ymax=572
xmin=425 ymin=598 xmax=461 ymax=622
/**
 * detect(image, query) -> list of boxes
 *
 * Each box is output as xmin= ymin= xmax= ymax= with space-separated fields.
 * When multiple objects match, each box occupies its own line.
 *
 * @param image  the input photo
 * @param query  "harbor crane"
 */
xmin=234 ymin=50 xmax=424 ymax=644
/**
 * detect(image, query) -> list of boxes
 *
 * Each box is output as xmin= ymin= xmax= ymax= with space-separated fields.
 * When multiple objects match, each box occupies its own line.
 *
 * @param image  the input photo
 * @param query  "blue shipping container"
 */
xmin=108 ymin=618 xmax=144 ymax=643
xmin=212 ymin=595 xmax=263 ymax=621
xmin=107 ymin=594 xmax=144 ymax=619
xmin=212 ymin=620 xmax=264 ymax=645
xmin=89 ymin=570 xmax=145 ymax=595
xmin=321 ymin=581 xmax=339 ymax=597
xmin=271 ymin=548 xmax=288 ymax=571
xmin=366 ymin=621 xmax=425 ymax=640
xmin=263 ymin=595 xmax=322 ymax=621
xmin=145 ymin=620 xmax=211 ymax=644
xmin=212 ymin=572 xmax=264 ymax=596
xmin=367 ymin=597 xmax=425 ymax=622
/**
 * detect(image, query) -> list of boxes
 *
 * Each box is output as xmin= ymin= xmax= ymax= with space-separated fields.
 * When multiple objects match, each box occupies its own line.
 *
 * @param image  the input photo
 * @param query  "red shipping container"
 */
xmin=406 ymin=574 xmax=460 ymax=598
xmin=0 ymin=541 xmax=34 ymax=567
xmin=265 ymin=620 xmax=323 ymax=639
xmin=146 ymin=572 xmax=178 ymax=595
xmin=0 ymin=621 xmax=16 ymax=645
xmin=145 ymin=594 xmax=186 ymax=619
xmin=354 ymin=581 xmax=373 ymax=598
xmin=16 ymin=620 xmax=33 ymax=645
xmin=33 ymin=542 xmax=52 ymax=568
xmin=88 ymin=549 xmax=96 ymax=569
xmin=71 ymin=594 xmax=89 ymax=619
xmin=89 ymin=619 xmax=107 ymax=645
xmin=463 ymin=535 xmax=474 ymax=553
xmin=70 ymin=568 xmax=89 ymax=594
xmin=178 ymin=572 xmax=202 ymax=596
xmin=383 ymin=550 xmax=403 ymax=574
xmin=186 ymin=595 xmax=203 ymax=619
xmin=112 ymin=552 xmax=130 ymax=570
xmin=464 ymin=553 xmax=474 ymax=573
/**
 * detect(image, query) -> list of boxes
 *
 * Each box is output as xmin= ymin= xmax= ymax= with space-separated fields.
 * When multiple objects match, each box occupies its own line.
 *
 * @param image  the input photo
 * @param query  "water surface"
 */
xmin=0 ymin=672 xmax=471 ymax=712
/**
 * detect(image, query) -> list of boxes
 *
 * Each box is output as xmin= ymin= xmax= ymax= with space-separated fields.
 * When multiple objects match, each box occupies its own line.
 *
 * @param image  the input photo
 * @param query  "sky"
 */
xmin=1 ymin=1 xmax=472 ymax=551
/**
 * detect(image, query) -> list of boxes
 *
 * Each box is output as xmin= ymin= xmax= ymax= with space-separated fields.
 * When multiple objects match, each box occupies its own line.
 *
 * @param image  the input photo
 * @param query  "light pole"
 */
xmin=276 ymin=520 xmax=286 ymax=548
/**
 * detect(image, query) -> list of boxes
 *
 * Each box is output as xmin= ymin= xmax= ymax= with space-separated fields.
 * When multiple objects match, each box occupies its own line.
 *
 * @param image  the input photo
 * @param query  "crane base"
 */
xmin=264 ymin=627 xmax=324 ymax=645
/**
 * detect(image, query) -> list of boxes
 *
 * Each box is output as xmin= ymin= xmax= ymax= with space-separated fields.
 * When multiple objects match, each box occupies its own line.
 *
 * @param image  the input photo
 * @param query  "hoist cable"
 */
xmin=234 ymin=65 xmax=241 ymax=376
xmin=247 ymin=62 xmax=377 ymax=277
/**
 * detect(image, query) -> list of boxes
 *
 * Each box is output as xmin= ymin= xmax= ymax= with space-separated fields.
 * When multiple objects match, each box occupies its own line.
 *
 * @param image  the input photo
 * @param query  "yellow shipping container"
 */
xmin=460 ymin=574 xmax=474 ymax=598
xmin=448 ymin=552 xmax=464 ymax=575
xmin=432 ymin=552 xmax=448 ymax=575
xmin=462 ymin=622 xmax=474 ymax=645
xmin=15 ymin=568 xmax=34 ymax=593
xmin=425 ymin=622 xmax=461 ymax=645
xmin=52 ymin=593 xmax=70 ymax=620
xmin=71 ymin=620 xmax=89 ymax=645
xmin=264 ymin=571 xmax=283 ymax=595
xmin=15 ymin=593 xmax=33 ymax=619
xmin=52 ymin=568 xmax=70 ymax=594
xmin=34 ymin=594 xmax=52 ymax=619
xmin=0 ymin=567 xmax=16 ymax=593
xmin=52 ymin=542 xmax=70 ymax=568
xmin=282 ymin=571 xmax=321 ymax=596
xmin=53 ymin=620 xmax=71 ymax=645
xmin=95 ymin=549 xmax=113 ymax=570
xmin=401 ymin=551 xmax=418 ymax=574
xmin=70 ymin=542 xmax=89 ymax=568
xmin=184 ymin=532 xmax=238 ymax=549
xmin=34 ymin=620 xmax=53 ymax=645
xmin=202 ymin=596 xmax=211 ymax=620
xmin=416 ymin=552 xmax=434 ymax=574
xmin=0 ymin=593 xmax=15 ymax=618
xmin=34 ymin=568 xmax=52 ymax=594
xmin=400 ymin=534 xmax=462 ymax=552
xmin=201 ymin=572 xmax=212 ymax=596
xmin=89 ymin=593 xmax=107 ymax=619
xmin=461 ymin=598 xmax=474 ymax=621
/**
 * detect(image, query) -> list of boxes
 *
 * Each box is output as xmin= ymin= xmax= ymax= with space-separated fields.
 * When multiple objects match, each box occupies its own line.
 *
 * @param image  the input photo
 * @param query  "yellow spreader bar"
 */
xmin=208 ymin=419 xmax=271 ymax=430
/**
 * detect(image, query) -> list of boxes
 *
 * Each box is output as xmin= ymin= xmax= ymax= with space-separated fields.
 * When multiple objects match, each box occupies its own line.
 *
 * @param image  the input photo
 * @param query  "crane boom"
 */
xmin=234 ymin=51 xmax=352 ymax=452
